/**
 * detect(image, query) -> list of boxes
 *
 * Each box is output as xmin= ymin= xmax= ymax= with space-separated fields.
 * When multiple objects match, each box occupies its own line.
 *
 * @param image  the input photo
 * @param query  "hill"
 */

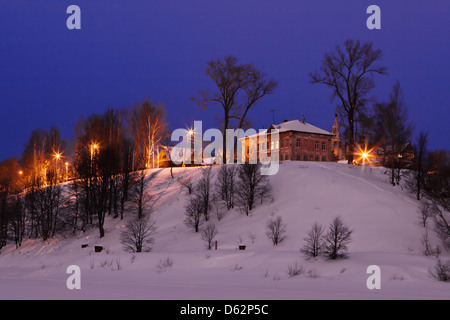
xmin=0 ymin=161 xmax=449 ymax=300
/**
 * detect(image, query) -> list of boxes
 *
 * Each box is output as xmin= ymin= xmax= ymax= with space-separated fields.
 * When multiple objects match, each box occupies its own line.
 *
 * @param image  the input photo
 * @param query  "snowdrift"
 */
xmin=0 ymin=162 xmax=449 ymax=300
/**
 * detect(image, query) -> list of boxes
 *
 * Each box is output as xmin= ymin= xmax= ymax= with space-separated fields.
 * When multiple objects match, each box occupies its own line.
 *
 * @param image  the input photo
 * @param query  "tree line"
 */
xmin=0 ymin=99 xmax=168 ymax=249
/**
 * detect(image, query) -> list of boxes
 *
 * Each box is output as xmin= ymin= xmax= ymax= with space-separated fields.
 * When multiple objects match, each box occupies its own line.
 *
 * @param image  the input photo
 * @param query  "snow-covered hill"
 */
xmin=0 ymin=162 xmax=449 ymax=300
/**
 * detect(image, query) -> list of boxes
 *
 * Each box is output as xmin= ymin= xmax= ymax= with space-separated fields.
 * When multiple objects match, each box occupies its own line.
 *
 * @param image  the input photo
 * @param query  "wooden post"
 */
xmin=215 ymin=241 xmax=218 ymax=250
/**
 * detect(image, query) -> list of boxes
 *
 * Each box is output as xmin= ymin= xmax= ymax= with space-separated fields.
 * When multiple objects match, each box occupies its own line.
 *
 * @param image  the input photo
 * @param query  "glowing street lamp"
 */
xmin=90 ymin=143 xmax=99 ymax=161
xmin=182 ymin=129 xmax=194 ymax=167
xmin=54 ymin=152 xmax=62 ymax=181
xmin=65 ymin=162 xmax=69 ymax=180
xmin=354 ymin=145 xmax=374 ymax=166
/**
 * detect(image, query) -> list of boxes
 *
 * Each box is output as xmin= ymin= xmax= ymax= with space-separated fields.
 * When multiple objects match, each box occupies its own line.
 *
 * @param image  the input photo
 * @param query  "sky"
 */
xmin=0 ymin=0 xmax=449 ymax=161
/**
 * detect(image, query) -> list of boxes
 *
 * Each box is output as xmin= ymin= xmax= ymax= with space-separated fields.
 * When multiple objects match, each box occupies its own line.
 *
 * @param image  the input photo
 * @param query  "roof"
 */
xmin=272 ymin=120 xmax=333 ymax=136
xmin=241 ymin=119 xmax=333 ymax=140
xmin=271 ymin=119 xmax=333 ymax=136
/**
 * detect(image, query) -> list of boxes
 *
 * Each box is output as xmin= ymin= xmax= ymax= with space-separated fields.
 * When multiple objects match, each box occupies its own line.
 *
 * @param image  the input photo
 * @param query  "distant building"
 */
xmin=158 ymin=146 xmax=215 ymax=168
xmin=242 ymin=116 xmax=343 ymax=162
xmin=372 ymin=142 xmax=415 ymax=168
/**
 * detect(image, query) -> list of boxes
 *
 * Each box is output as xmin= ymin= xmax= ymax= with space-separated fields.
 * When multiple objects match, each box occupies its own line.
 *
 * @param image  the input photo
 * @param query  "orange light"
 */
xmin=187 ymin=130 xmax=194 ymax=136
xmin=18 ymin=170 xmax=23 ymax=175
xmin=54 ymin=153 xmax=61 ymax=160
xmin=354 ymin=145 xmax=374 ymax=165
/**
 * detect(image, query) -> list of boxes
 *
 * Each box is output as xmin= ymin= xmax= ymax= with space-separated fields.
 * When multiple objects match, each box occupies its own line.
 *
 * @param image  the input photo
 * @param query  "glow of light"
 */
xmin=18 ymin=171 xmax=23 ymax=175
xmin=187 ymin=130 xmax=194 ymax=136
xmin=354 ymin=145 xmax=375 ymax=166
xmin=54 ymin=153 xmax=61 ymax=160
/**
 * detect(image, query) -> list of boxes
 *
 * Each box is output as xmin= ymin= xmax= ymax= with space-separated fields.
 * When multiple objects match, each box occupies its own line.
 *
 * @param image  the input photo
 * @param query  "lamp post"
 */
xmin=54 ymin=153 xmax=61 ymax=182
xmin=182 ymin=130 xmax=194 ymax=167
xmin=65 ymin=162 xmax=69 ymax=181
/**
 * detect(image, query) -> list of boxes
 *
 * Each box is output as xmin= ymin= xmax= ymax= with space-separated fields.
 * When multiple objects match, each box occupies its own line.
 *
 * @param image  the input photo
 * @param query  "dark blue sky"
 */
xmin=1 ymin=1 xmax=449 ymax=161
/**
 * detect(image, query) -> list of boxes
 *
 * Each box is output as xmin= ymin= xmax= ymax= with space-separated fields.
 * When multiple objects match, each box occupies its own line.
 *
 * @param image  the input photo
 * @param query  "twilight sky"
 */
xmin=0 ymin=0 xmax=449 ymax=161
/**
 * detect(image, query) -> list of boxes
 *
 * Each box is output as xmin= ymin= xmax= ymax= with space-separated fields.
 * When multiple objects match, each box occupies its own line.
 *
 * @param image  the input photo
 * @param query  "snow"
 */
xmin=272 ymin=119 xmax=333 ymax=136
xmin=0 ymin=162 xmax=449 ymax=300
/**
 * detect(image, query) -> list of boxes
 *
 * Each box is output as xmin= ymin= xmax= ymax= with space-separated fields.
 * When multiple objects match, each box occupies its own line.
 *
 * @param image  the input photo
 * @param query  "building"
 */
xmin=242 ymin=116 xmax=343 ymax=162
xmin=158 ymin=145 xmax=216 ymax=168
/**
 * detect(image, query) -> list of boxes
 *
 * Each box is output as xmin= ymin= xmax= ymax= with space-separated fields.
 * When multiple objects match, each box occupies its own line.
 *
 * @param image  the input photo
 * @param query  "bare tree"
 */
xmin=431 ymin=203 xmax=450 ymax=250
xmin=200 ymin=222 xmax=218 ymax=250
xmin=429 ymin=259 xmax=450 ymax=282
xmin=120 ymin=215 xmax=157 ymax=253
xmin=301 ymin=222 xmax=324 ymax=258
xmin=192 ymin=56 xmax=277 ymax=161
xmin=215 ymin=164 xmax=236 ymax=210
xmin=323 ymin=215 xmax=353 ymax=259
xmin=195 ymin=166 xmax=213 ymax=221
xmin=130 ymin=169 xmax=154 ymax=219
xmin=418 ymin=200 xmax=433 ymax=228
xmin=184 ymin=195 xmax=204 ymax=233
xmin=407 ymin=131 xmax=429 ymax=200
xmin=235 ymin=163 xmax=270 ymax=215
xmin=178 ymin=175 xmax=194 ymax=195
xmin=310 ymin=39 xmax=387 ymax=164
xmin=265 ymin=215 xmax=287 ymax=246
xmin=128 ymin=100 xmax=168 ymax=170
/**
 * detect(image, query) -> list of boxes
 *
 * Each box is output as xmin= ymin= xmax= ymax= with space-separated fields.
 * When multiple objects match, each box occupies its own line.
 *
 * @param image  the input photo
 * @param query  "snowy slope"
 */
xmin=0 ymin=162 xmax=449 ymax=300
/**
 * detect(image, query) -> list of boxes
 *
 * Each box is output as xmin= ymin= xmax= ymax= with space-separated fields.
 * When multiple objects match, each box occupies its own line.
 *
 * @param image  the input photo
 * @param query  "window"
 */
xmin=296 ymin=155 xmax=300 ymax=161
xmin=271 ymin=140 xmax=279 ymax=150
xmin=286 ymin=140 xmax=289 ymax=147
xmin=322 ymin=156 xmax=326 ymax=162
xmin=285 ymin=154 xmax=289 ymax=160
xmin=334 ymin=142 xmax=337 ymax=148
xmin=322 ymin=142 xmax=326 ymax=151
xmin=297 ymin=139 xmax=300 ymax=147
xmin=304 ymin=155 xmax=308 ymax=161
xmin=281 ymin=140 xmax=284 ymax=148
xmin=315 ymin=156 xmax=319 ymax=162
xmin=315 ymin=141 xmax=319 ymax=150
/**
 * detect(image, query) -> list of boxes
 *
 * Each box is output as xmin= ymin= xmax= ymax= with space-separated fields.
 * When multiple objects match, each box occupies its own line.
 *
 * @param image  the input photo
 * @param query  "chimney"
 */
xmin=283 ymin=119 xmax=288 ymax=122
xmin=302 ymin=115 xmax=305 ymax=124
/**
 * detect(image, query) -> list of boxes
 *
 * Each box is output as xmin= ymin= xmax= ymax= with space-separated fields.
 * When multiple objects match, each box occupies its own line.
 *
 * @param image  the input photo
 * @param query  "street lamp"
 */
xmin=90 ymin=143 xmax=99 ymax=161
xmin=182 ymin=129 xmax=194 ymax=167
xmin=54 ymin=152 xmax=62 ymax=181
xmin=65 ymin=162 xmax=69 ymax=180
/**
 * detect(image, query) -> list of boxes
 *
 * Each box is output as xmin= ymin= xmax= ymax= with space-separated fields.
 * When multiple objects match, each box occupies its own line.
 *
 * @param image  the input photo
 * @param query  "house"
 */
xmin=242 ymin=115 xmax=344 ymax=163
xmin=371 ymin=142 xmax=415 ymax=168
xmin=158 ymin=145 xmax=215 ymax=168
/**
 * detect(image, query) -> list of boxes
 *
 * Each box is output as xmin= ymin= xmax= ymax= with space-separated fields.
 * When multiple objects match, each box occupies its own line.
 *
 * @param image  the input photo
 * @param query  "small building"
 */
xmin=158 ymin=146 xmax=215 ymax=168
xmin=242 ymin=116 xmax=343 ymax=162
xmin=372 ymin=142 xmax=415 ymax=168
xmin=158 ymin=146 xmax=194 ymax=168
